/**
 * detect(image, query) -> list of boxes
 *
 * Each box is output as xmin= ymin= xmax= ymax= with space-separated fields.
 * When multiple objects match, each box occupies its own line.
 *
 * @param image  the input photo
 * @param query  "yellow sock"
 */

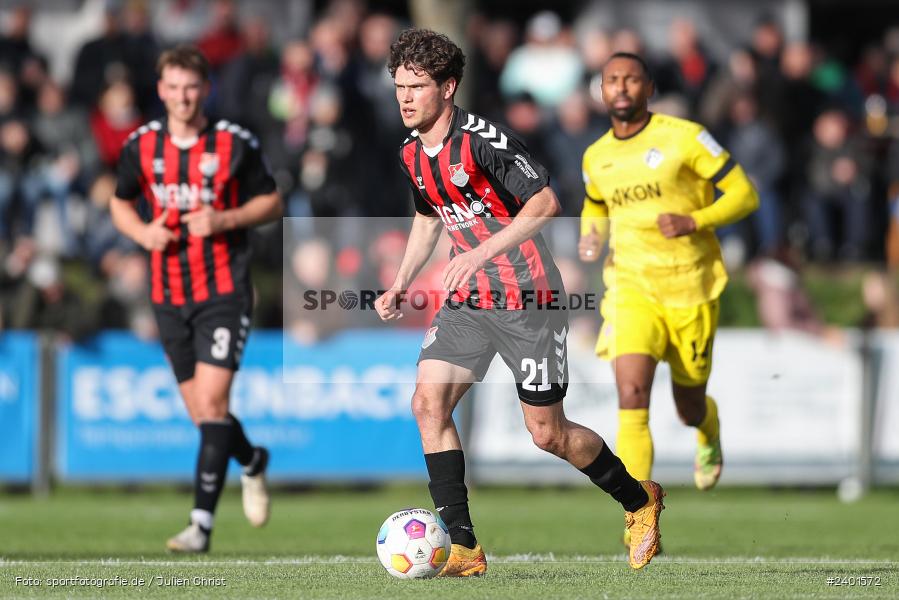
xmin=696 ymin=395 xmax=720 ymax=446
xmin=617 ymin=408 xmax=653 ymax=480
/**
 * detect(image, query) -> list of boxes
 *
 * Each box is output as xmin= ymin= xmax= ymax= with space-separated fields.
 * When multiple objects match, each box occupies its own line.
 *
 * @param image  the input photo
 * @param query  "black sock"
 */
xmin=194 ymin=421 xmax=233 ymax=516
xmin=579 ymin=442 xmax=648 ymax=512
xmin=243 ymin=447 xmax=268 ymax=477
xmin=425 ymin=450 xmax=477 ymax=549
xmin=228 ymin=413 xmax=255 ymax=466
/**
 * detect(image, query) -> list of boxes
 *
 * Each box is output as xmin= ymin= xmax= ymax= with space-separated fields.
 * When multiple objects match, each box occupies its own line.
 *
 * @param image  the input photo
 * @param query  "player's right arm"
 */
xmin=579 ymin=153 xmax=610 ymax=263
xmin=109 ymin=142 xmax=176 ymax=251
xmin=110 ymin=199 xmax=175 ymax=251
xmin=376 ymin=212 xmax=443 ymax=321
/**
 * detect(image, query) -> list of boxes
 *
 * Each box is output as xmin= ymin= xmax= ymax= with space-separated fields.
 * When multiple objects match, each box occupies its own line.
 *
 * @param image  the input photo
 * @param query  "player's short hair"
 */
xmin=388 ymin=28 xmax=465 ymax=89
xmin=156 ymin=45 xmax=210 ymax=81
xmin=604 ymin=52 xmax=653 ymax=81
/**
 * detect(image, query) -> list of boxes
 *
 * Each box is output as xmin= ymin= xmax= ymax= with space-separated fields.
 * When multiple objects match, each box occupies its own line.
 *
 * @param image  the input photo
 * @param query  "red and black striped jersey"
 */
xmin=114 ymin=118 xmax=276 ymax=306
xmin=398 ymin=106 xmax=564 ymax=310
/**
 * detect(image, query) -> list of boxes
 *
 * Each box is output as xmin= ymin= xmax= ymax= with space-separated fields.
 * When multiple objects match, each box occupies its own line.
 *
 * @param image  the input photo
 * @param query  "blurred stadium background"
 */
xmin=1 ymin=0 xmax=898 ymax=597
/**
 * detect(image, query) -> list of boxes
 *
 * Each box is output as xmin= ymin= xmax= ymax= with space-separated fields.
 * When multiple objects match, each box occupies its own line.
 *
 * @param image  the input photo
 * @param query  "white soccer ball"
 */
xmin=376 ymin=508 xmax=451 ymax=579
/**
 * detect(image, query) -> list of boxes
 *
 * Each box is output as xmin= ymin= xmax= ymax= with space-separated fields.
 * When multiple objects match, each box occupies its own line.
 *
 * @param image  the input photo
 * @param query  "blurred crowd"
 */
xmin=2 ymin=0 xmax=899 ymax=341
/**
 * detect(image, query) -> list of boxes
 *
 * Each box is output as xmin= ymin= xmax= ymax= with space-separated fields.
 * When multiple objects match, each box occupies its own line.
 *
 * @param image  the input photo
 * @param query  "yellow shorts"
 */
xmin=595 ymin=289 xmax=719 ymax=387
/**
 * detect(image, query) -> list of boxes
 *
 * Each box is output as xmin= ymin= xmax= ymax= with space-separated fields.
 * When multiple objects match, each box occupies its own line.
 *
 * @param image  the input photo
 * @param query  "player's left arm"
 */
xmin=442 ymin=131 xmax=558 ymax=291
xmin=181 ymin=138 xmax=283 ymax=237
xmin=657 ymin=129 xmax=760 ymax=239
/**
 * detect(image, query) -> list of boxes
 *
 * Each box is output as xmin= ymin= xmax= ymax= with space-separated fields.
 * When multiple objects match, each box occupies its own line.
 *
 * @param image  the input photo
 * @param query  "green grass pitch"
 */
xmin=1 ymin=484 xmax=896 ymax=598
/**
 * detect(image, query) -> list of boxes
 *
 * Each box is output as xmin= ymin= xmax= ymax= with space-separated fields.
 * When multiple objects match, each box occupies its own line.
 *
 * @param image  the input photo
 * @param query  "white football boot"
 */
xmin=241 ymin=447 xmax=271 ymax=528
xmin=166 ymin=522 xmax=210 ymax=553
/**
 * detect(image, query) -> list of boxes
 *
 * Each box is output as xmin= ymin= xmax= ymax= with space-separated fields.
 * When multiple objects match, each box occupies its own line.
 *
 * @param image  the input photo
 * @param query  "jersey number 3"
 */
xmin=211 ymin=327 xmax=231 ymax=360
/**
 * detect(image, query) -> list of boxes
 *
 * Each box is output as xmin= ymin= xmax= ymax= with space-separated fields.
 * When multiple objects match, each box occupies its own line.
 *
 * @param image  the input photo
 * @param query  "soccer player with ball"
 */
xmin=376 ymin=29 xmax=665 ymax=574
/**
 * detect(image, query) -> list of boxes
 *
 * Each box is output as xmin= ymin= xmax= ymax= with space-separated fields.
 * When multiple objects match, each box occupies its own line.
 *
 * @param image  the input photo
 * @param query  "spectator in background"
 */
xmin=268 ymin=40 xmax=319 ymax=168
xmin=120 ymin=0 xmax=161 ymax=116
xmin=886 ymin=54 xmax=899 ymax=115
xmin=546 ymin=90 xmax=609 ymax=215
xmin=0 ymin=70 xmax=25 ymax=242
xmin=0 ymin=235 xmax=35 ymax=328
xmin=196 ymin=0 xmax=244 ymax=73
xmin=310 ymin=17 xmax=352 ymax=81
xmin=83 ymin=171 xmax=136 ymax=270
xmin=855 ymin=44 xmax=890 ymax=98
xmin=285 ymin=237 xmax=346 ymax=343
xmin=884 ymin=136 xmax=899 ymax=268
xmin=468 ymin=18 xmax=518 ymax=120
xmin=354 ymin=13 xmax=400 ymax=130
xmin=699 ymin=46 xmax=758 ymax=134
xmin=610 ymin=28 xmax=645 ymax=55
xmin=8 ymin=253 xmax=98 ymax=341
xmin=321 ymin=0 xmax=366 ymax=53
xmin=810 ymin=49 xmax=865 ymax=121
xmin=748 ymin=16 xmax=788 ymax=124
xmin=0 ymin=118 xmax=38 ymax=241
xmin=0 ymin=4 xmax=47 ymax=109
xmin=90 ymin=80 xmax=141 ymax=168
xmin=803 ymin=108 xmax=873 ymax=261
xmin=776 ymin=42 xmax=824 ymax=142
xmin=500 ymin=10 xmax=583 ymax=107
xmin=655 ymin=18 xmax=716 ymax=114
xmin=0 ymin=4 xmax=36 ymax=76
xmin=216 ymin=15 xmax=279 ymax=126
xmin=23 ymin=81 xmax=99 ymax=256
xmin=745 ymin=247 xmax=827 ymax=336
xmin=503 ymin=92 xmax=550 ymax=169
xmin=67 ymin=1 xmax=159 ymax=115
xmin=750 ymin=16 xmax=784 ymax=86
xmin=83 ymin=172 xmax=153 ymax=337
xmin=151 ymin=0 xmax=210 ymax=46
xmin=576 ymin=27 xmax=611 ymax=109
xmin=774 ymin=42 xmax=826 ymax=235
xmin=860 ymin=270 xmax=899 ymax=328
xmin=722 ymin=92 xmax=785 ymax=260
xmin=0 ymin=67 xmax=20 ymax=121
xmin=295 ymin=84 xmax=359 ymax=219
xmin=351 ymin=13 xmax=409 ymax=216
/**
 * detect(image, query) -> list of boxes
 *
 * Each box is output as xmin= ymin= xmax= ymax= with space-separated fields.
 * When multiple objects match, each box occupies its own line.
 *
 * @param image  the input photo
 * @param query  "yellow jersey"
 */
xmin=581 ymin=113 xmax=758 ymax=306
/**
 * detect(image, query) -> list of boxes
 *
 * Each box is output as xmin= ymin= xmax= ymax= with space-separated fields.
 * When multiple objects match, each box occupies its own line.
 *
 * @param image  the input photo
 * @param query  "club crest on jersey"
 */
xmin=152 ymin=158 xmax=166 ymax=174
xmin=644 ymin=148 xmax=664 ymax=169
xmin=448 ymin=163 xmax=470 ymax=187
xmin=416 ymin=175 xmax=425 ymax=190
xmin=422 ymin=326 xmax=438 ymax=349
xmin=199 ymin=153 xmax=220 ymax=177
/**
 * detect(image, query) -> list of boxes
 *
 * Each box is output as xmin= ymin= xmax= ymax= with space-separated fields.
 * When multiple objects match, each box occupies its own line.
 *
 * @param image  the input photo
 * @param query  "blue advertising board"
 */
xmin=0 ymin=332 xmax=38 ymax=482
xmin=57 ymin=330 xmax=427 ymax=481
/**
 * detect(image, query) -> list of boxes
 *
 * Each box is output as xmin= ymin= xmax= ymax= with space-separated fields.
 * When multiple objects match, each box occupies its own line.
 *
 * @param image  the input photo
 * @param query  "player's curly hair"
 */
xmin=388 ymin=28 xmax=465 ymax=89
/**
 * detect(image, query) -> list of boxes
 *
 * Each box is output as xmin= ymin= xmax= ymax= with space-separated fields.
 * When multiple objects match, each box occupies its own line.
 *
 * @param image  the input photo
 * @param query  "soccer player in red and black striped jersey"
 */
xmin=110 ymin=46 xmax=282 ymax=553
xmin=375 ymin=29 xmax=665 ymax=574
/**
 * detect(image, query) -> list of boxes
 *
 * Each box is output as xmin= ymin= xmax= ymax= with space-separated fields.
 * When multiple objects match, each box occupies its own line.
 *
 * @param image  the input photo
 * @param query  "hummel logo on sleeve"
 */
xmin=461 ymin=115 xmax=508 ymax=150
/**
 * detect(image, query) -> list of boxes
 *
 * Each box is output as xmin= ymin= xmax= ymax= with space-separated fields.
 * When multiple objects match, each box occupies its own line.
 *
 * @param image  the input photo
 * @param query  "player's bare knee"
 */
xmin=617 ymin=381 xmax=651 ymax=409
xmin=676 ymin=404 xmax=704 ymax=427
xmin=528 ymin=422 xmax=565 ymax=457
xmin=411 ymin=389 xmax=452 ymax=428
xmin=673 ymin=389 xmax=706 ymax=426
xmin=191 ymin=392 xmax=229 ymax=422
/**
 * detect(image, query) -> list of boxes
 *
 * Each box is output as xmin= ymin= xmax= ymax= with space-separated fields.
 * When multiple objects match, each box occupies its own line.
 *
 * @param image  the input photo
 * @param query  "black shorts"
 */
xmin=152 ymin=294 xmax=252 ymax=383
xmin=418 ymin=303 xmax=569 ymax=405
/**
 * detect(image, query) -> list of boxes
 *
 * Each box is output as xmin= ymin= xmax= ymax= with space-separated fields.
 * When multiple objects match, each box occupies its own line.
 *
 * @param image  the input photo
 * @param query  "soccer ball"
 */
xmin=376 ymin=508 xmax=450 ymax=579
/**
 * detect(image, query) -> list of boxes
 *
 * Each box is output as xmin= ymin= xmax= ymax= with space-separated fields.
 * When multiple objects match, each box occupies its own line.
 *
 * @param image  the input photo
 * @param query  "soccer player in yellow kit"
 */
xmin=579 ymin=53 xmax=758 ymax=542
